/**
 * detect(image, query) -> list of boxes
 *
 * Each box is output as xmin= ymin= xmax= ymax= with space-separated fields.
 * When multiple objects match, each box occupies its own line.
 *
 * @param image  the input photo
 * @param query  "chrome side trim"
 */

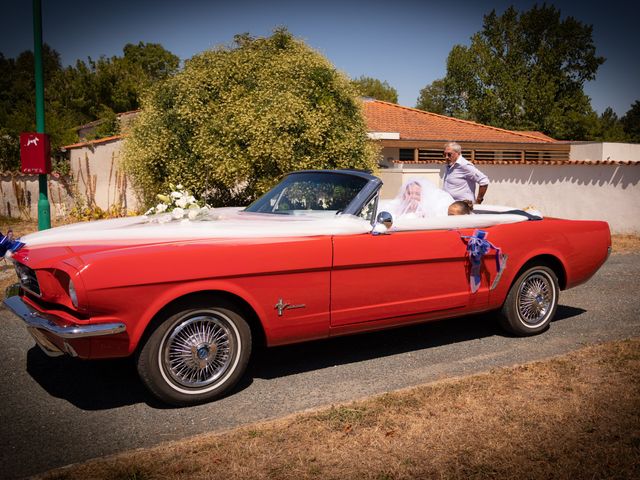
xmin=3 ymin=296 xmax=126 ymax=339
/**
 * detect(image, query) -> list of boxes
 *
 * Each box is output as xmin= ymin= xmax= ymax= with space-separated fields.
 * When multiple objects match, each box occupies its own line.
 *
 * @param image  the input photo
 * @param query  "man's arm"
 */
xmin=476 ymin=184 xmax=488 ymax=204
xmin=465 ymin=163 xmax=489 ymax=204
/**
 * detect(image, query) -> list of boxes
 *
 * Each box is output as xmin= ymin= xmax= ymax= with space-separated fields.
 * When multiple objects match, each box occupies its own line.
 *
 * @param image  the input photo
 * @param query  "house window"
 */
xmin=474 ymin=150 xmax=495 ymax=161
xmin=502 ymin=151 xmax=523 ymax=161
xmin=418 ymin=149 xmax=442 ymax=161
xmin=525 ymin=151 xmax=541 ymax=161
xmin=399 ymin=149 xmax=414 ymax=161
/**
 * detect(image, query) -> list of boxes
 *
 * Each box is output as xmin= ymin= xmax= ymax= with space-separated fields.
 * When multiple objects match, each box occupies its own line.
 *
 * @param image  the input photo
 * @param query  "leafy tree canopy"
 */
xmin=416 ymin=4 xmax=606 ymax=140
xmin=590 ymin=107 xmax=627 ymax=142
xmin=416 ymin=78 xmax=447 ymax=114
xmin=351 ymin=76 xmax=398 ymax=103
xmin=621 ymin=100 xmax=640 ymax=142
xmin=123 ymin=28 xmax=378 ymax=208
xmin=0 ymin=42 xmax=179 ymax=171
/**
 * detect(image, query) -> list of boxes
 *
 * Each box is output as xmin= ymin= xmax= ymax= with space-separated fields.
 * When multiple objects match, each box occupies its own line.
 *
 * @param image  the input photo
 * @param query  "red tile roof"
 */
xmin=62 ymin=135 xmax=125 ymax=150
xmin=364 ymin=99 xmax=557 ymax=144
xmin=515 ymin=131 xmax=557 ymax=141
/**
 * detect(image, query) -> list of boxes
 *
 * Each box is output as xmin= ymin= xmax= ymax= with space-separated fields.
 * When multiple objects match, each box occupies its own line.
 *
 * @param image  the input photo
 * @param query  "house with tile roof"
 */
xmin=360 ymin=99 xmax=639 ymax=233
xmin=363 ymin=99 xmax=570 ymax=167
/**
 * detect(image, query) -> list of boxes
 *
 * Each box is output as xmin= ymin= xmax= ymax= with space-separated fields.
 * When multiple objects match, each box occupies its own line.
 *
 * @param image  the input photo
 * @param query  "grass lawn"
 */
xmin=37 ymin=339 xmax=640 ymax=480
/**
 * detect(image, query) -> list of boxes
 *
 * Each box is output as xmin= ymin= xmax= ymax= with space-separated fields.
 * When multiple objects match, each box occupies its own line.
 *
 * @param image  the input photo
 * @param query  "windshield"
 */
xmin=245 ymin=172 xmax=369 ymax=215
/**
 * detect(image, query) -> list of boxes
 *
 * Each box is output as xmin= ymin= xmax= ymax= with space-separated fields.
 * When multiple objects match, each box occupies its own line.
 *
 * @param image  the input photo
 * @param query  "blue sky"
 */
xmin=1 ymin=0 xmax=638 ymax=116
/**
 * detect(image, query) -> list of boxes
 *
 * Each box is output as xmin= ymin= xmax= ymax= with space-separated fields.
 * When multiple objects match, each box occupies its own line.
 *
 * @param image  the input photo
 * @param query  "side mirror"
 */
xmin=372 ymin=211 xmax=393 ymax=235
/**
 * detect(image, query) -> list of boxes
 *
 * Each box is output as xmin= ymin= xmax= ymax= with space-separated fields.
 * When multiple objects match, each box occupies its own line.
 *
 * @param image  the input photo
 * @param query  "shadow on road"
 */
xmin=25 ymin=304 xmax=586 ymax=410
xmin=252 ymin=304 xmax=586 ymax=379
xmin=554 ymin=304 xmax=586 ymax=322
xmin=25 ymin=348 xmax=160 ymax=410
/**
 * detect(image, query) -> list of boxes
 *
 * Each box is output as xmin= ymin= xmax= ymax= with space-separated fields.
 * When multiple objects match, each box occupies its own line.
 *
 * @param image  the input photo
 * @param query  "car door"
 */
xmin=330 ymin=228 xmax=472 ymax=327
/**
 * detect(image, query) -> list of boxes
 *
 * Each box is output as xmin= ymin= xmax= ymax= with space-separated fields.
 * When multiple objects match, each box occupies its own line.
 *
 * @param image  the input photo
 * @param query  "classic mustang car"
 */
xmin=4 ymin=170 xmax=610 ymax=406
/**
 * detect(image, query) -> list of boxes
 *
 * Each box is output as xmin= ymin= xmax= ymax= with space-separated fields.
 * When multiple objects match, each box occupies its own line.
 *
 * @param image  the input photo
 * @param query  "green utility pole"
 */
xmin=33 ymin=0 xmax=51 ymax=230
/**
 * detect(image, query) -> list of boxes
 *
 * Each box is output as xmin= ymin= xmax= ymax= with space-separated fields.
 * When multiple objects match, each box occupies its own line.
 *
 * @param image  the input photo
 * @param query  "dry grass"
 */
xmin=611 ymin=234 xmax=640 ymax=253
xmin=37 ymin=339 xmax=640 ymax=480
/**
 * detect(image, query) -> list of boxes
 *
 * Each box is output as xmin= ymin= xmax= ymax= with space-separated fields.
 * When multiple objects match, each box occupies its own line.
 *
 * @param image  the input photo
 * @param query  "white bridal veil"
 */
xmin=387 ymin=177 xmax=454 ymax=219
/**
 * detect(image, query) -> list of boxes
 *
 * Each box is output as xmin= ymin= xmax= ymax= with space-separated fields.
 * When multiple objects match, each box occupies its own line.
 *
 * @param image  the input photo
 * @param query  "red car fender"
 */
xmin=123 ymin=278 xmax=270 ymax=354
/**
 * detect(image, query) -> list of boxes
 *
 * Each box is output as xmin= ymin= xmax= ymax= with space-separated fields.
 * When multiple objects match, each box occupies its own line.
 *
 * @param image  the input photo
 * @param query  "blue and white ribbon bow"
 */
xmin=0 ymin=231 xmax=25 ymax=258
xmin=462 ymin=229 xmax=507 ymax=293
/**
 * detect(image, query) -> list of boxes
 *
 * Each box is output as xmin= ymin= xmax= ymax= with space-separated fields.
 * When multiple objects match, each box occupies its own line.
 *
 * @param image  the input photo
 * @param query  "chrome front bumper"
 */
xmin=4 ymin=295 xmax=126 ymax=357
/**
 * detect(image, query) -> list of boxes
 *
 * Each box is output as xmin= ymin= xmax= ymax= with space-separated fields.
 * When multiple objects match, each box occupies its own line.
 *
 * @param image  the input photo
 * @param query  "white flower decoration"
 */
xmin=145 ymin=183 xmax=209 ymax=222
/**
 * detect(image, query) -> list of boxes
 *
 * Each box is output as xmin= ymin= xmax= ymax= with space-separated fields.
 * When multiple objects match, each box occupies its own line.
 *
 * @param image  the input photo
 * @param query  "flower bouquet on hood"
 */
xmin=145 ymin=184 xmax=210 ymax=223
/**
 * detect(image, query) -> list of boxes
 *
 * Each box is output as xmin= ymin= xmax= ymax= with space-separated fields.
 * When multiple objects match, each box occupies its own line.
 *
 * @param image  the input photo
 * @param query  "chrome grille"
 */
xmin=14 ymin=262 xmax=40 ymax=296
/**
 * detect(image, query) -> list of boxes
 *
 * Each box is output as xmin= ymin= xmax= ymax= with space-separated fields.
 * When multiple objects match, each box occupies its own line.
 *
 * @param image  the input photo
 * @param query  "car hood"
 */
xmin=17 ymin=207 xmax=372 ymax=253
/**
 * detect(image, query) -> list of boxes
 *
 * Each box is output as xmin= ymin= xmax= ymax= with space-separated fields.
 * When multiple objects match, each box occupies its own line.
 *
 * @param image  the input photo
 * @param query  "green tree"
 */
xmin=418 ymin=4 xmax=605 ymax=139
xmin=415 ymin=78 xmax=447 ymax=114
xmin=351 ymin=76 xmax=398 ymax=103
xmin=0 ymin=45 xmax=79 ymax=171
xmin=0 ymin=41 xmax=180 ymax=171
xmin=621 ymin=101 xmax=640 ymax=142
xmin=590 ymin=107 xmax=627 ymax=142
xmin=77 ymin=42 xmax=180 ymax=118
xmin=123 ymin=28 xmax=378 ymax=208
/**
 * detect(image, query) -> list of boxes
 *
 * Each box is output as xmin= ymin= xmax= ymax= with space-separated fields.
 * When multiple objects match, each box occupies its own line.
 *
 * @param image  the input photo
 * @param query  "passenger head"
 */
xmin=403 ymin=181 xmax=422 ymax=203
xmin=448 ymin=200 xmax=472 ymax=215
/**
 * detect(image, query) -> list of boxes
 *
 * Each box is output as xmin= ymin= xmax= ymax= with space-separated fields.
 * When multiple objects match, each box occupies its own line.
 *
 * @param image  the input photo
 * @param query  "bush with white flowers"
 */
xmin=123 ymin=28 xmax=378 ymax=210
xmin=145 ymin=184 xmax=209 ymax=221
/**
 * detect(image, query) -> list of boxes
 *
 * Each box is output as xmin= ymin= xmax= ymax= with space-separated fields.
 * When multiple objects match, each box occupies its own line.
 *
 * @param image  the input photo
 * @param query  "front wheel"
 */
xmin=136 ymin=299 xmax=252 ymax=406
xmin=499 ymin=265 xmax=559 ymax=336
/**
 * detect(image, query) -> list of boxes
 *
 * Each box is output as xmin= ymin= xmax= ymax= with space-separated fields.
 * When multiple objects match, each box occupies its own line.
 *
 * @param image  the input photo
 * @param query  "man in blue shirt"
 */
xmin=442 ymin=142 xmax=489 ymax=204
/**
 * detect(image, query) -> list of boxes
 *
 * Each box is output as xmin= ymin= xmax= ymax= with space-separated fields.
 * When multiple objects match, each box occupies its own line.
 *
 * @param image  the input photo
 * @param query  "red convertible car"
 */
xmin=4 ymin=170 xmax=610 ymax=406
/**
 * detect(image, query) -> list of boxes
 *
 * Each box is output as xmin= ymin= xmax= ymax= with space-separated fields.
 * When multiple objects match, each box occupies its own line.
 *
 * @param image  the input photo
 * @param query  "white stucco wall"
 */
xmin=0 ymin=174 xmax=72 ymax=220
xmin=570 ymin=142 xmax=640 ymax=161
xmin=0 ymin=140 xmax=139 ymax=221
xmin=68 ymin=140 xmax=138 ymax=213
xmin=380 ymin=164 xmax=640 ymax=234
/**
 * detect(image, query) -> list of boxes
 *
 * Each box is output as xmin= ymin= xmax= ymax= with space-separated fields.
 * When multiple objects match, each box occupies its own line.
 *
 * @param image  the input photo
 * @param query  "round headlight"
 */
xmin=68 ymin=280 xmax=78 ymax=308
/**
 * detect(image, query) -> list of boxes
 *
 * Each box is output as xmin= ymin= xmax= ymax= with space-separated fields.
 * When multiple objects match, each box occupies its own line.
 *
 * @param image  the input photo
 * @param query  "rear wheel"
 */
xmin=499 ymin=265 xmax=559 ymax=336
xmin=136 ymin=299 xmax=251 ymax=406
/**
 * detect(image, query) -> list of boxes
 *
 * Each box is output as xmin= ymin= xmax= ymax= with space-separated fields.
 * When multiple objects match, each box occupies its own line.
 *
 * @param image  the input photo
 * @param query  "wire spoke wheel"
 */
xmin=137 ymin=299 xmax=252 ymax=406
xmin=516 ymin=273 xmax=554 ymax=327
xmin=500 ymin=265 xmax=559 ymax=336
xmin=163 ymin=314 xmax=235 ymax=389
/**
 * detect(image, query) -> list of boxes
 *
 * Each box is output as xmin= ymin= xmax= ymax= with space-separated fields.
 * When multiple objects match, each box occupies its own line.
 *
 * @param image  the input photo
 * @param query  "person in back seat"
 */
xmin=391 ymin=178 xmax=454 ymax=218
xmin=448 ymin=201 xmax=472 ymax=215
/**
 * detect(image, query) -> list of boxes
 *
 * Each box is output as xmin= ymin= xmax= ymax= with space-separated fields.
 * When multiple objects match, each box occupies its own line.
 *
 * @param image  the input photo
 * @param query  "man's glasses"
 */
xmin=443 ymin=152 xmax=455 ymax=158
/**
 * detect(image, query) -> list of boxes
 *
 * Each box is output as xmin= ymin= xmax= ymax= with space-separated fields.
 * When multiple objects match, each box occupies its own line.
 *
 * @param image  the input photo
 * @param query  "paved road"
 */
xmin=1 ymin=254 xmax=639 ymax=479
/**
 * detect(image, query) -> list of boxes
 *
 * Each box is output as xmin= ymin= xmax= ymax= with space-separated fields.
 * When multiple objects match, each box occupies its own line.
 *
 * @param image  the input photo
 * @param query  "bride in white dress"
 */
xmin=388 ymin=177 xmax=454 ymax=219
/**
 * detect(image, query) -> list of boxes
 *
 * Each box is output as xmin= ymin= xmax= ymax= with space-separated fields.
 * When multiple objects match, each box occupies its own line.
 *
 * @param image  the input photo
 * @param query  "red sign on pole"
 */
xmin=20 ymin=132 xmax=51 ymax=174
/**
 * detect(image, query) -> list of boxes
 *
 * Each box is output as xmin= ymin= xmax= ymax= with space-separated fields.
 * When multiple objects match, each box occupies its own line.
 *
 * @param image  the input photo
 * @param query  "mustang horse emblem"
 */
xmin=274 ymin=298 xmax=306 ymax=317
